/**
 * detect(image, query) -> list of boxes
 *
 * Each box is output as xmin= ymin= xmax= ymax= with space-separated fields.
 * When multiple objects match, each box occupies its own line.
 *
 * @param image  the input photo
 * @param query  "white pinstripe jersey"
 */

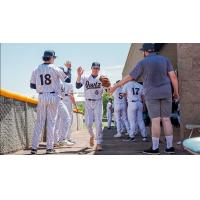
xmin=80 ymin=75 xmax=104 ymax=100
xmin=112 ymin=87 xmax=127 ymax=105
xmin=107 ymin=102 xmax=112 ymax=112
xmin=30 ymin=63 xmax=67 ymax=94
xmin=122 ymin=81 xmax=144 ymax=102
xmin=61 ymin=82 xmax=74 ymax=102
xmin=63 ymin=82 xmax=73 ymax=95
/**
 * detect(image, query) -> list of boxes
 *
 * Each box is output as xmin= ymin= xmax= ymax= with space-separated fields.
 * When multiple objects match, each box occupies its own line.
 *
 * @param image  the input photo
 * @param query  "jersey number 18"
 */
xmin=40 ymin=74 xmax=52 ymax=85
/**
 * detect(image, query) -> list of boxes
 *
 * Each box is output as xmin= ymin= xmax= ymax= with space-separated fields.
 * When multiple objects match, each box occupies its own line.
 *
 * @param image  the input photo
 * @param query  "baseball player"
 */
xmin=122 ymin=80 xmax=147 ymax=141
xmin=30 ymin=50 xmax=70 ymax=154
xmin=76 ymin=62 xmax=104 ymax=151
xmin=106 ymin=98 xmax=113 ymax=129
xmin=112 ymin=81 xmax=130 ymax=138
xmin=62 ymin=82 xmax=77 ymax=142
xmin=54 ymin=61 xmax=77 ymax=146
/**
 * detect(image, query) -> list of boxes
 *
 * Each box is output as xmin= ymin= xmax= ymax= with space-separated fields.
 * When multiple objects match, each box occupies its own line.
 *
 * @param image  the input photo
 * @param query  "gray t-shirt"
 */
xmin=129 ymin=53 xmax=174 ymax=100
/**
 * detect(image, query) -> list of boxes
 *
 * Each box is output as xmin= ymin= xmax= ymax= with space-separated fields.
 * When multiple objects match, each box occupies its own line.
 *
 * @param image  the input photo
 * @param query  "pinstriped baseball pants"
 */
xmin=114 ymin=103 xmax=130 ymax=135
xmin=63 ymin=99 xmax=73 ymax=140
xmin=32 ymin=94 xmax=60 ymax=150
xmin=85 ymin=100 xmax=103 ymax=144
xmin=127 ymin=101 xmax=147 ymax=138
xmin=54 ymin=100 xmax=71 ymax=142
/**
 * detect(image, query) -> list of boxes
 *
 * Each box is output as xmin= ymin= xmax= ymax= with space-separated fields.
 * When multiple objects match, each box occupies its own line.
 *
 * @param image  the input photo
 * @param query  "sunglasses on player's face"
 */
xmin=93 ymin=67 xmax=100 ymax=70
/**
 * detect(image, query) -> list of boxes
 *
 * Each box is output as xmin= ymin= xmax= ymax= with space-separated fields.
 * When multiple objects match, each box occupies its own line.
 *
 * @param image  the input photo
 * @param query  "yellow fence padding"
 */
xmin=0 ymin=88 xmax=84 ymax=114
xmin=0 ymin=88 xmax=38 ymax=104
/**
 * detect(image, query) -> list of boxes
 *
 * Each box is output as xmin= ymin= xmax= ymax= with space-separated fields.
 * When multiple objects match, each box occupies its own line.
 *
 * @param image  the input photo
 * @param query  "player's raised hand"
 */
xmin=64 ymin=60 xmax=72 ymax=68
xmin=77 ymin=66 xmax=84 ymax=76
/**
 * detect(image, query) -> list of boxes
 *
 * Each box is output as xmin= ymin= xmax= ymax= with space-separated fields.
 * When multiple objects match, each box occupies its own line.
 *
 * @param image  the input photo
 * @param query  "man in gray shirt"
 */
xmin=109 ymin=43 xmax=179 ymax=154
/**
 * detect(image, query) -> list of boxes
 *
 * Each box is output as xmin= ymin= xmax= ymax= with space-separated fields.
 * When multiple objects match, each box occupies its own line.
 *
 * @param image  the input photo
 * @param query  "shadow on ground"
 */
xmin=94 ymin=126 xmax=189 ymax=155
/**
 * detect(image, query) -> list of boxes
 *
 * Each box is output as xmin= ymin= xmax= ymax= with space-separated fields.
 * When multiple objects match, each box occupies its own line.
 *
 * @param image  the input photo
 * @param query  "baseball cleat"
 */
xmin=164 ymin=147 xmax=175 ymax=154
xmin=89 ymin=136 xmax=95 ymax=147
xmin=143 ymin=147 xmax=160 ymax=155
xmin=142 ymin=137 xmax=148 ymax=142
xmin=31 ymin=149 xmax=37 ymax=155
xmin=67 ymin=139 xmax=76 ymax=144
xmin=59 ymin=140 xmax=74 ymax=146
xmin=95 ymin=144 xmax=103 ymax=151
xmin=114 ymin=133 xmax=122 ymax=138
xmin=46 ymin=149 xmax=56 ymax=154
xmin=123 ymin=137 xmax=136 ymax=142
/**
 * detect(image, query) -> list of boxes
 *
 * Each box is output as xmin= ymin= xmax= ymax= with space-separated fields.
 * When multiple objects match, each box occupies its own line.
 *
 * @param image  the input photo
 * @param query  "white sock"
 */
xmin=152 ymin=137 xmax=159 ymax=150
xmin=165 ymin=135 xmax=173 ymax=149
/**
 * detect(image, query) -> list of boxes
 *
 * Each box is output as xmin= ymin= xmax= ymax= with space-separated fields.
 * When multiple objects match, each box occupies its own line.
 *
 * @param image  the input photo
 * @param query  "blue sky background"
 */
xmin=1 ymin=43 xmax=130 ymax=97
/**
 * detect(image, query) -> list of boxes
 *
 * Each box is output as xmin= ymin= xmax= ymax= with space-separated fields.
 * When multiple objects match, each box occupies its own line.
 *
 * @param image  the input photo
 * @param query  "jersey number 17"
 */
xmin=132 ymin=88 xmax=140 ymax=95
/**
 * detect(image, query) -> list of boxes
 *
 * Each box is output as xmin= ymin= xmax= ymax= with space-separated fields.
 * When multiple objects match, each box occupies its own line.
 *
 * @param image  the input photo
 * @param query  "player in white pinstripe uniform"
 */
xmin=30 ymin=50 xmax=70 ymax=154
xmin=63 ymin=82 xmax=77 ymax=142
xmin=54 ymin=80 xmax=72 ymax=147
xmin=122 ymin=81 xmax=147 ymax=141
xmin=112 ymin=81 xmax=130 ymax=138
xmin=54 ymin=80 xmax=77 ymax=146
xmin=76 ymin=62 xmax=104 ymax=151
xmin=106 ymin=98 xmax=113 ymax=129
xmin=53 ymin=61 xmax=76 ymax=147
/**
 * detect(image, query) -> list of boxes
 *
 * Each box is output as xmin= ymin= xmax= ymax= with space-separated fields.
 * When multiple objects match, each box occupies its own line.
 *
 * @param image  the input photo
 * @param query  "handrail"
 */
xmin=0 ymin=88 xmax=38 ymax=104
xmin=0 ymin=88 xmax=84 ymax=114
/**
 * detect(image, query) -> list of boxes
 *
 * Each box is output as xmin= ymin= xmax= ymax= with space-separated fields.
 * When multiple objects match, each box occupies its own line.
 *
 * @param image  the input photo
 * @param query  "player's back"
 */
xmin=113 ymin=87 xmax=126 ymax=105
xmin=123 ymin=81 xmax=144 ymax=102
xmin=34 ymin=64 xmax=61 ymax=94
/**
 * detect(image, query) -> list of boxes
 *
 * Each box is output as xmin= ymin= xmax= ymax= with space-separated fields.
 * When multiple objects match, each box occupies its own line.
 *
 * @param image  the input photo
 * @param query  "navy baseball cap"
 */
xmin=43 ymin=50 xmax=57 ymax=58
xmin=91 ymin=62 xmax=100 ymax=68
xmin=140 ymin=43 xmax=155 ymax=52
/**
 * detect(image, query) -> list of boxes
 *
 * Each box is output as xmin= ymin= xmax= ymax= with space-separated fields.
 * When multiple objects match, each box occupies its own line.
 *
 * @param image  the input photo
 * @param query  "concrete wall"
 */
xmin=122 ymin=44 xmax=143 ymax=77
xmin=177 ymin=44 xmax=200 ymax=138
xmin=122 ymin=43 xmax=178 ymax=77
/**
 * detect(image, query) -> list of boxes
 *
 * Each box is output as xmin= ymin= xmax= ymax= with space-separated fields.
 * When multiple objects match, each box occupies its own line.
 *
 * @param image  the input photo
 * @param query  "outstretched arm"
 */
xmin=109 ymin=75 xmax=133 ymax=94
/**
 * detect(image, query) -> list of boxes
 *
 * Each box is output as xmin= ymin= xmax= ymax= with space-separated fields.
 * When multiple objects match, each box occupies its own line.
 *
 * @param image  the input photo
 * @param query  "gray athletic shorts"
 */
xmin=145 ymin=98 xmax=172 ymax=119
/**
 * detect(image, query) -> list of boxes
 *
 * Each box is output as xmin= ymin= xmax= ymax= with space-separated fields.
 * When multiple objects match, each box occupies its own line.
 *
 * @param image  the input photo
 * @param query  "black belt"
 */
xmin=39 ymin=91 xmax=55 ymax=94
xmin=131 ymin=100 xmax=141 ymax=102
xmin=65 ymin=94 xmax=69 ymax=96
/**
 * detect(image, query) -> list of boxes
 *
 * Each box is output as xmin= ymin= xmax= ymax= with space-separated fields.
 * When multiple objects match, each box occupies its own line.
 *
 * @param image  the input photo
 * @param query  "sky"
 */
xmin=1 ymin=43 xmax=131 ymax=97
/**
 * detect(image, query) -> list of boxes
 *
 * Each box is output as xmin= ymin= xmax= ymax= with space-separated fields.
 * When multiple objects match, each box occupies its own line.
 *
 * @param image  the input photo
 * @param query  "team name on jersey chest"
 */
xmin=85 ymin=80 xmax=101 ymax=89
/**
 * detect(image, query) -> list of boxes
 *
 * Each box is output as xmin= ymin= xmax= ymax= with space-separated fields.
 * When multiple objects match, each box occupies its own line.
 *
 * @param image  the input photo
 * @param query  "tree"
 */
xmin=76 ymin=103 xmax=85 ymax=113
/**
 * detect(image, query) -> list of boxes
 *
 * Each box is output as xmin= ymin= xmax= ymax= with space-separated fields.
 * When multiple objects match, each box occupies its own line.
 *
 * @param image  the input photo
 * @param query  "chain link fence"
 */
xmin=0 ymin=96 xmax=37 ymax=154
xmin=0 ymin=95 xmax=85 ymax=154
